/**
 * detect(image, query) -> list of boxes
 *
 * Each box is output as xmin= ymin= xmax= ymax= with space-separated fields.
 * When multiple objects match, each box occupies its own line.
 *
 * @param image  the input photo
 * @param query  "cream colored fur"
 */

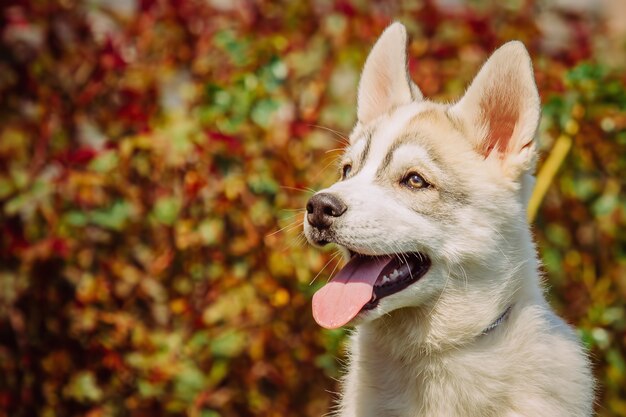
xmin=304 ymin=23 xmax=594 ymax=417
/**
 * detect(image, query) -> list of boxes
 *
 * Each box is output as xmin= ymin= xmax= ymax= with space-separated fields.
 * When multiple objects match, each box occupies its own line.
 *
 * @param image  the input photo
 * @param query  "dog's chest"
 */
xmin=346 ymin=339 xmax=510 ymax=417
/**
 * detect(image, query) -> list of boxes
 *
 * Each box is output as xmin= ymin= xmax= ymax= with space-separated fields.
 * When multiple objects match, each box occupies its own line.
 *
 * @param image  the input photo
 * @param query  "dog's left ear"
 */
xmin=449 ymin=41 xmax=540 ymax=179
xmin=357 ymin=22 xmax=423 ymax=124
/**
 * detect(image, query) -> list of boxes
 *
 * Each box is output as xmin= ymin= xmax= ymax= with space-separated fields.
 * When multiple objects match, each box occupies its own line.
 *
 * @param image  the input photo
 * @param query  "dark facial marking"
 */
xmin=374 ymin=132 xmax=439 ymax=181
xmin=375 ymin=135 xmax=411 ymax=179
xmin=370 ymin=130 xmax=471 ymax=212
xmin=358 ymin=131 xmax=372 ymax=169
xmin=349 ymin=130 xmax=372 ymax=177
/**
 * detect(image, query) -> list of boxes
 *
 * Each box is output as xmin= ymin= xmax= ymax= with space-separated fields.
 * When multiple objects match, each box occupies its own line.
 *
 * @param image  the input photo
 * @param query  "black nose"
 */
xmin=306 ymin=193 xmax=347 ymax=230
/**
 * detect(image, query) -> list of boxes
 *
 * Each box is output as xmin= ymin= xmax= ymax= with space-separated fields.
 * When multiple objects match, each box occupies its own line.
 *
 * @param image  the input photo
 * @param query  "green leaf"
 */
xmin=248 ymin=173 xmax=279 ymax=195
xmin=63 ymin=371 xmax=103 ymax=403
xmin=4 ymin=179 xmax=51 ymax=216
xmin=251 ymin=98 xmax=280 ymax=128
xmin=207 ymin=360 xmax=228 ymax=386
xmin=566 ymin=63 xmax=606 ymax=83
xmin=138 ymin=379 xmax=164 ymax=398
xmin=88 ymin=151 xmax=119 ymax=173
xmin=210 ymin=330 xmax=246 ymax=358
xmin=64 ymin=211 xmax=88 ymax=227
xmin=0 ymin=177 xmax=14 ymax=199
xmin=187 ymin=331 xmax=210 ymax=352
xmin=198 ymin=219 xmax=224 ymax=245
xmin=174 ymin=363 xmax=206 ymax=402
xmin=201 ymin=411 xmax=222 ymax=417
xmin=152 ymin=196 xmax=181 ymax=225
xmin=212 ymin=30 xmax=250 ymax=67
xmin=545 ymin=224 xmax=571 ymax=248
xmin=91 ymin=200 xmax=134 ymax=230
xmin=593 ymin=194 xmax=619 ymax=216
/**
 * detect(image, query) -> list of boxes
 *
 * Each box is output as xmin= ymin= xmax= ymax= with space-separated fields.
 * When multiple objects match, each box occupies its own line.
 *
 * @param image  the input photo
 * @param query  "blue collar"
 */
xmin=481 ymin=305 xmax=512 ymax=335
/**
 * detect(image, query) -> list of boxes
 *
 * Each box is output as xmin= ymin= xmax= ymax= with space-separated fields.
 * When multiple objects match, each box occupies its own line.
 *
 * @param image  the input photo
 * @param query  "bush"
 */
xmin=0 ymin=1 xmax=624 ymax=416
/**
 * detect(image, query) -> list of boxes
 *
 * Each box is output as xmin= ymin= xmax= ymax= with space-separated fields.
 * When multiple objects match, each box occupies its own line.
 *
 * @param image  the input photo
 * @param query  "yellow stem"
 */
xmin=527 ymin=134 xmax=573 ymax=223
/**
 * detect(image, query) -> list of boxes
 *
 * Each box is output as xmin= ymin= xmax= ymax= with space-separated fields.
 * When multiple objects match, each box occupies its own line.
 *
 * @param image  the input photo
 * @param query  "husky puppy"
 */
xmin=303 ymin=22 xmax=594 ymax=417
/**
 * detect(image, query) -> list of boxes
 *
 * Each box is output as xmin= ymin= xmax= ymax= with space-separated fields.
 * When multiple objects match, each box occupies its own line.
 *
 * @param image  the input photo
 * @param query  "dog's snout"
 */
xmin=306 ymin=193 xmax=347 ymax=229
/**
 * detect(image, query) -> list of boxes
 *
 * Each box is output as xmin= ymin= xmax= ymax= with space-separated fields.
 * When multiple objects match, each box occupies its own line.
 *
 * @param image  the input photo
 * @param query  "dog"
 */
xmin=303 ymin=22 xmax=594 ymax=417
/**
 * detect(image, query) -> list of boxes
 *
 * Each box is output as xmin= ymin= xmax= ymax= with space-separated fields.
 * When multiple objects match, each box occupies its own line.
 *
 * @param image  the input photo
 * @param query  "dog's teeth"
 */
xmin=377 ymin=267 xmax=410 ymax=287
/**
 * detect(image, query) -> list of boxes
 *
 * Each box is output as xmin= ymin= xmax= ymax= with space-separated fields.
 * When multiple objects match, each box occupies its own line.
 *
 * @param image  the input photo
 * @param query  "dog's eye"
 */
xmin=402 ymin=172 xmax=429 ymax=190
xmin=342 ymin=164 xmax=352 ymax=179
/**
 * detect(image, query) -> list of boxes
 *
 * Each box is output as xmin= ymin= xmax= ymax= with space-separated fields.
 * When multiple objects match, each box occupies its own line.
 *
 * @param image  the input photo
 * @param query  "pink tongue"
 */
xmin=312 ymin=256 xmax=392 ymax=329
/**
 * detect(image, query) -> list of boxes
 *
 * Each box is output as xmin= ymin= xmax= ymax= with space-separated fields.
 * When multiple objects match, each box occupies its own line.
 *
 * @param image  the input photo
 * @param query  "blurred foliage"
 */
xmin=0 ymin=0 xmax=624 ymax=416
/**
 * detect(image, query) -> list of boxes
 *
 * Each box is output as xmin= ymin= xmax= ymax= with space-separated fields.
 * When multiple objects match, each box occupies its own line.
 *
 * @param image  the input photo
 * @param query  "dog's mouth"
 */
xmin=364 ymin=253 xmax=430 ymax=310
xmin=312 ymin=252 xmax=430 ymax=329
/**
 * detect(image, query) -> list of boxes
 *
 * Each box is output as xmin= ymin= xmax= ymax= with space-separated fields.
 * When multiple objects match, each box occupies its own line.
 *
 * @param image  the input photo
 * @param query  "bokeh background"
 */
xmin=1 ymin=0 xmax=625 ymax=416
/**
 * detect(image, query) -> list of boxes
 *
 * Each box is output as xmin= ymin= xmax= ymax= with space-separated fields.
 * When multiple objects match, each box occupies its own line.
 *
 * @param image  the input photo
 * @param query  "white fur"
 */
xmin=357 ymin=23 xmax=421 ymax=124
xmin=304 ymin=22 xmax=594 ymax=417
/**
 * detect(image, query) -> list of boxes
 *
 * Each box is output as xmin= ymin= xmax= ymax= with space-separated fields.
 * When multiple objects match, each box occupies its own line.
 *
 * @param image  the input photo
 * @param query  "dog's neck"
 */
xmin=362 ymin=304 xmax=516 ymax=359
xmin=480 ymin=304 xmax=513 ymax=335
xmin=360 ymin=254 xmax=542 ymax=358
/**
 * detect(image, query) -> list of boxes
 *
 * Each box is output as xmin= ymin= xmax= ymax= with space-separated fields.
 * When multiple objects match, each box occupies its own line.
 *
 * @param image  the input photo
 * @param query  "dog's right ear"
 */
xmin=357 ymin=22 xmax=422 ymax=124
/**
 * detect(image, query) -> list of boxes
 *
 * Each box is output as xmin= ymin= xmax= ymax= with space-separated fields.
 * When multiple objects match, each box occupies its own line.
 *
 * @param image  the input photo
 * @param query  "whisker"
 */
xmin=308 ymin=124 xmax=350 ymax=145
xmin=325 ymin=250 xmax=344 ymax=282
xmin=280 ymin=185 xmax=317 ymax=194
xmin=281 ymin=232 xmax=308 ymax=252
xmin=266 ymin=219 xmax=303 ymax=238
xmin=428 ymin=264 xmax=451 ymax=317
xmin=277 ymin=211 xmax=304 ymax=221
xmin=310 ymin=251 xmax=342 ymax=285
xmin=325 ymin=147 xmax=346 ymax=154
xmin=310 ymin=153 xmax=342 ymax=182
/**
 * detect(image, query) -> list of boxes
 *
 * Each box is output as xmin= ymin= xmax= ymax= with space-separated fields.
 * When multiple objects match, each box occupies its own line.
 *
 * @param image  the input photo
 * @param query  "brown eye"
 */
xmin=342 ymin=164 xmax=352 ymax=179
xmin=402 ymin=172 xmax=429 ymax=189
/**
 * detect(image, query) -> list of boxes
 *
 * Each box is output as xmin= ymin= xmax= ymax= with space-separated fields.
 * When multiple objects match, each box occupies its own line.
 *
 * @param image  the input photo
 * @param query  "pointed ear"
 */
xmin=357 ymin=22 xmax=422 ymax=124
xmin=449 ymin=41 xmax=540 ymax=177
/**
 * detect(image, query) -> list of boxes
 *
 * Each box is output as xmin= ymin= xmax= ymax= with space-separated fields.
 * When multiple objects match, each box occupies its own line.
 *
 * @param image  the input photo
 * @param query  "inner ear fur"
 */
xmin=449 ymin=41 xmax=540 ymax=174
xmin=356 ymin=22 xmax=423 ymax=124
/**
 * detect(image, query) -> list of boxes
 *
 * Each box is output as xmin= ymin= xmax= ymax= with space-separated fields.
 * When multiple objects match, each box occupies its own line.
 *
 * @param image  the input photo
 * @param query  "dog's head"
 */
xmin=304 ymin=23 xmax=540 ymax=333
